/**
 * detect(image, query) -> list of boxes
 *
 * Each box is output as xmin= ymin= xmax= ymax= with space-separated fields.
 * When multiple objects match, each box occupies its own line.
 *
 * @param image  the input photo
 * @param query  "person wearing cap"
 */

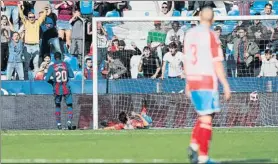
xmin=18 ymin=3 xmax=47 ymax=80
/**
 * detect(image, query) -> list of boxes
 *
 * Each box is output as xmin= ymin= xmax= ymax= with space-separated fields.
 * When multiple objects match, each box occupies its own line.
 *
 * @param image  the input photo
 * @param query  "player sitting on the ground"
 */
xmin=45 ymin=52 xmax=75 ymax=130
xmin=103 ymin=108 xmax=153 ymax=130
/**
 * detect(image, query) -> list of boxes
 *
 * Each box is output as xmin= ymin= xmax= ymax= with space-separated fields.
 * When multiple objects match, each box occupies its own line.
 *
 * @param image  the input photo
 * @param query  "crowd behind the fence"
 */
xmin=1 ymin=1 xmax=278 ymax=81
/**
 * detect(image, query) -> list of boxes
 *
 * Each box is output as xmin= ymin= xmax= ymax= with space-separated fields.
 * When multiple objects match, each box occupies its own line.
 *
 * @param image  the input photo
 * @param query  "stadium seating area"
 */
xmin=1 ymin=1 xmax=278 ymax=95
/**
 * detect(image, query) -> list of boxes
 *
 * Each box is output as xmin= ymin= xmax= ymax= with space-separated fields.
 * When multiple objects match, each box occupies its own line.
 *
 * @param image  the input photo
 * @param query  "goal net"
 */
xmin=92 ymin=15 xmax=278 ymax=130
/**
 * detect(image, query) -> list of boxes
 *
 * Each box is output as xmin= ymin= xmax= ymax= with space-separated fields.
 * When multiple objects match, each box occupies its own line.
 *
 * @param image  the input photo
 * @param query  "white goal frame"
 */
xmin=92 ymin=15 xmax=278 ymax=130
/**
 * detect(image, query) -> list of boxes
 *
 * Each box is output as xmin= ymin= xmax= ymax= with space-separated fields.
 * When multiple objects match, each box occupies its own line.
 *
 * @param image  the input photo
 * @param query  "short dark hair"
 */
xmin=214 ymin=26 xmax=222 ymax=32
xmin=265 ymin=3 xmax=272 ymax=9
xmin=143 ymin=46 xmax=151 ymax=51
xmin=86 ymin=58 xmax=92 ymax=63
xmin=43 ymin=53 xmax=50 ymax=59
xmin=237 ymin=26 xmax=246 ymax=32
xmin=118 ymin=111 xmax=128 ymax=124
xmin=168 ymin=42 xmax=178 ymax=49
xmin=172 ymin=21 xmax=179 ymax=26
xmin=265 ymin=49 xmax=273 ymax=54
xmin=54 ymin=52 xmax=62 ymax=60
xmin=12 ymin=32 xmax=20 ymax=36
xmin=118 ymin=40 xmax=126 ymax=47
xmin=162 ymin=2 xmax=167 ymax=6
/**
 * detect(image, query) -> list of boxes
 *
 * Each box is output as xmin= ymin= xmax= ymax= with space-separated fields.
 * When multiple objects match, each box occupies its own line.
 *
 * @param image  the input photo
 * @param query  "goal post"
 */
xmin=92 ymin=15 xmax=278 ymax=130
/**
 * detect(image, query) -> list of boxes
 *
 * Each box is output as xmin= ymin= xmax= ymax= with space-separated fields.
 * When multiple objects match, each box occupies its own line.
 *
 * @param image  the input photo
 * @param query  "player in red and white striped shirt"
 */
xmin=184 ymin=7 xmax=231 ymax=164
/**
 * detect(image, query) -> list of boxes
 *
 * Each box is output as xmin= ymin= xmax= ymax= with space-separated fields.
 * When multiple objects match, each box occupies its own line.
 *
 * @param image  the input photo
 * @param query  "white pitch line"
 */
xmin=2 ymin=158 xmax=278 ymax=163
xmin=1 ymin=130 xmax=278 ymax=136
xmin=2 ymin=159 xmax=166 ymax=163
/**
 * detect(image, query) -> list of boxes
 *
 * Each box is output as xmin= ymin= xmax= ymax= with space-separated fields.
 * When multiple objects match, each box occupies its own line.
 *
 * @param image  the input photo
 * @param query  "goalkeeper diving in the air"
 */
xmin=102 ymin=106 xmax=153 ymax=130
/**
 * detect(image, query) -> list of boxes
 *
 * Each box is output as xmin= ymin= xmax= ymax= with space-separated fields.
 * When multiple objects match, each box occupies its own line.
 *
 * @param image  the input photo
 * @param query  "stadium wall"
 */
xmin=1 ymin=77 xmax=278 ymax=95
xmin=2 ymin=93 xmax=278 ymax=130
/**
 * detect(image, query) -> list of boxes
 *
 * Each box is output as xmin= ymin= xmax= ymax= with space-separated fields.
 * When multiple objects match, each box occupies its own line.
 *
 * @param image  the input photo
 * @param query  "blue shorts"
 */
xmin=142 ymin=114 xmax=153 ymax=124
xmin=191 ymin=91 xmax=220 ymax=115
xmin=55 ymin=94 xmax=73 ymax=105
xmin=57 ymin=20 xmax=72 ymax=30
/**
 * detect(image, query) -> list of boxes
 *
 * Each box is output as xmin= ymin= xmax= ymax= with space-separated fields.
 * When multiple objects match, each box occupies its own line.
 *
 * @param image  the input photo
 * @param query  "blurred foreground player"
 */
xmin=183 ymin=7 xmax=231 ymax=163
xmin=45 ymin=52 xmax=75 ymax=130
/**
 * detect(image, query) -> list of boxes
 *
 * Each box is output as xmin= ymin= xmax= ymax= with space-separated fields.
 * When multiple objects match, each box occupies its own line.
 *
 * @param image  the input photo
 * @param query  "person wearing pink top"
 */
xmin=55 ymin=1 xmax=74 ymax=49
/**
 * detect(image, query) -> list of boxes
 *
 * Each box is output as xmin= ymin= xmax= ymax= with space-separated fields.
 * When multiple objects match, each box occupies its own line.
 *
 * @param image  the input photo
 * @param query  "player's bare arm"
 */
xmin=214 ymin=61 xmax=231 ymax=101
xmin=160 ymin=61 xmax=166 ymax=79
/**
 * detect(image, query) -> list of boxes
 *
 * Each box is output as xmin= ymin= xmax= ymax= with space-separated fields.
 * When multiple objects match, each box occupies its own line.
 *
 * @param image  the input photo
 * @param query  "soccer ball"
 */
xmin=250 ymin=91 xmax=258 ymax=101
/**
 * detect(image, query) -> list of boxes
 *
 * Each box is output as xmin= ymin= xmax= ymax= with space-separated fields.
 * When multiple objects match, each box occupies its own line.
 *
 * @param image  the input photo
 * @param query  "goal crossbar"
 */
xmin=92 ymin=15 xmax=278 ymax=22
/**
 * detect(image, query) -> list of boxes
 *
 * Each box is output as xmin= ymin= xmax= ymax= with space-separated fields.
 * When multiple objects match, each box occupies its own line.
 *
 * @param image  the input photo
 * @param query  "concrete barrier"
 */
xmin=1 ymin=93 xmax=277 ymax=130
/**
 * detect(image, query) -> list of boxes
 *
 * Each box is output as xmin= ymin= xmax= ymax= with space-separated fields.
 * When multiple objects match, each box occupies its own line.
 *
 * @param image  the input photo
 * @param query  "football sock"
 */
xmin=190 ymin=119 xmax=200 ymax=151
xmin=67 ymin=107 xmax=73 ymax=122
xmin=198 ymin=122 xmax=212 ymax=158
xmin=55 ymin=108 xmax=61 ymax=124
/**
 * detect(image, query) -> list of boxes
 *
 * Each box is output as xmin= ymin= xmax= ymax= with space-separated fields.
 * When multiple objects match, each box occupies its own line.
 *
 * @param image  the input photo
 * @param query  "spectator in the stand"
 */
xmin=55 ymin=1 xmax=74 ymax=50
xmin=18 ymin=3 xmax=47 ymax=80
xmin=69 ymin=10 xmax=84 ymax=66
xmin=147 ymin=21 xmax=167 ymax=62
xmin=107 ymin=53 xmax=127 ymax=79
xmin=233 ymin=27 xmax=260 ymax=77
xmin=35 ymin=54 xmax=51 ymax=80
xmin=96 ymin=22 xmax=108 ymax=69
xmin=261 ymin=4 xmax=276 ymax=30
xmin=6 ymin=32 xmax=24 ymax=80
xmin=165 ymin=21 xmax=184 ymax=51
xmin=161 ymin=42 xmax=184 ymax=79
xmin=104 ymin=1 xmax=128 ymax=17
xmin=2 ymin=1 xmax=21 ymax=31
xmin=138 ymin=46 xmax=161 ymax=79
xmin=85 ymin=19 xmax=93 ymax=56
xmin=268 ymin=25 xmax=278 ymax=53
xmin=154 ymin=1 xmax=174 ymax=17
xmin=93 ymin=2 xmax=106 ymax=17
xmin=172 ymin=1 xmax=185 ymax=13
xmin=188 ymin=1 xmax=215 ymax=16
xmin=108 ymin=38 xmax=120 ymax=53
xmin=130 ymin=43 xmax=143 ymax=79
xmin=233 ymin=1 xmax=253 ymax=16
xmin=115 ymin=40 xmax=142 ymax=78
xmin=214 ymin=26 xmax=227 ymax=72
xmin=79 ymin=0 xmax=94 ymax=16
xmin=40 ymin=4 xmax=62 ymax=61
xmin=154 ymin=1 xmax=174 ymax=31
xmin=1 ymin=15 xmax=14 ymax=71
xmin=248 ymin=13 xmax=269 ymax=52
xmin=84 ymin=58 xmax=93 ymax=80
xmin=258 ymin=49 xmax=278 ymax=77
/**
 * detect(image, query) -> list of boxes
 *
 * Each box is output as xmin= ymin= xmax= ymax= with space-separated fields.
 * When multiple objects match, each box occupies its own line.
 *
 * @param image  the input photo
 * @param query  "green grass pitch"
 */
xmin=2 ymin=128 xmax=278 ymax=163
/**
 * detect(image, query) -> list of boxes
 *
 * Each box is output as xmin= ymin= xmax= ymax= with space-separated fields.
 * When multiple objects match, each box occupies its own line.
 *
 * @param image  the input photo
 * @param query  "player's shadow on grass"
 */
xmin=220 ymin=159 xmax=271 ymax=163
